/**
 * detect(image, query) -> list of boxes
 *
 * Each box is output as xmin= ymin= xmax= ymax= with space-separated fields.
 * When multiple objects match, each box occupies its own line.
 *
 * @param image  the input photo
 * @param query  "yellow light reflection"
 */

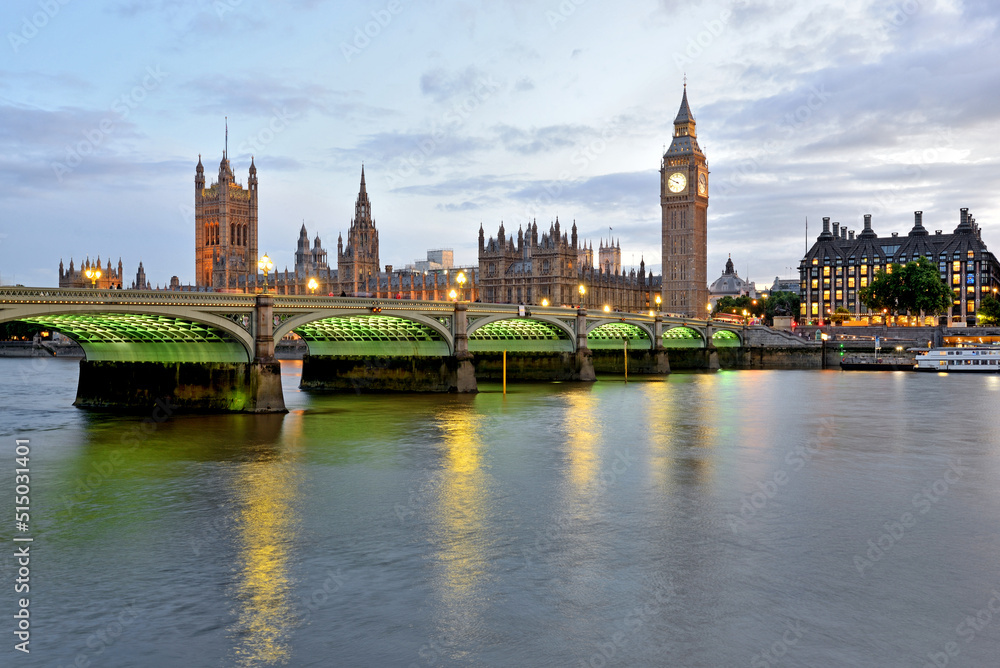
xmin=230 ymin=454 xmax=300 ymax=667
xmin=431 ymin=408 xmax=490 ymax=649
xmin=563 ymin=389 xmax=600 ymax=489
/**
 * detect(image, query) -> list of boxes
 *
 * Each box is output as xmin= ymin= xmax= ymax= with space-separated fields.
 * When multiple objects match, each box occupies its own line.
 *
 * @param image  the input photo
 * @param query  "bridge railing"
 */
xmin=0 ymin=287 xmax=258 ymax=307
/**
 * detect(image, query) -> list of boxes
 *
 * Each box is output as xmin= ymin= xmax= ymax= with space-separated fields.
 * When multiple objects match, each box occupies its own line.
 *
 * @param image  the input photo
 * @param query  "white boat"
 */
xmin=914 ymin=346 xmax=1000 ymax=372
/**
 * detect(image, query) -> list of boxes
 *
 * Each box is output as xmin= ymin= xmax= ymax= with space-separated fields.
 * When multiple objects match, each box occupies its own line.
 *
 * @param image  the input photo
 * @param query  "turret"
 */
xmin=571 ymin=219 xmax=578 ymax=248
xmin=479 ymin=223 xmax=485 ymax=251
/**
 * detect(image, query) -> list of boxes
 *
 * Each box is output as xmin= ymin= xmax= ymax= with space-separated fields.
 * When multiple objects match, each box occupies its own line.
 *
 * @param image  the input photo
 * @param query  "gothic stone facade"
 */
xmin=477 ymin=218 xmax=658 ymax=311
xmin=661 ymin=85 xmax=709 ymax=317
xmin=194 ymin=152 xmax=258 ymax=290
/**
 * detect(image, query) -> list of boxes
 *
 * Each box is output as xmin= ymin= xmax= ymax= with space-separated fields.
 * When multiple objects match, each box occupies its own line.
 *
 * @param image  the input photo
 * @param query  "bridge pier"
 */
xmin=453 ymin=303 xmax=478 ymax=393
xmin=72 ymin=294 xmax=287 ymax=414
xmin=576 ymin=308 xmax=596 ymax=382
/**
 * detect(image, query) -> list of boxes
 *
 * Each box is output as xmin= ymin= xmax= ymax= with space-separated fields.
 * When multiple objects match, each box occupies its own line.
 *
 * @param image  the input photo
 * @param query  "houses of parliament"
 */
xmin=60 ymin=88 xmax=711 ymax=317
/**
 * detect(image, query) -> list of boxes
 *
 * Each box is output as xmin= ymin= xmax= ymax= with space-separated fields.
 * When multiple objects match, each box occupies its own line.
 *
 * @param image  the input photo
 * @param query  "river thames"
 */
xmin=2 ymin=357 xmax=1000 ymax=667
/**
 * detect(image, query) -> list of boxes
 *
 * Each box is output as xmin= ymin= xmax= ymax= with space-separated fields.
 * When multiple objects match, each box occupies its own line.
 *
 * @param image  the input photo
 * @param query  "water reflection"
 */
xmin=563 ymin=388 xmax=601 ymax=489
xmin=229 ymin=445 xmax=302 ymax=666
xmin=429 ymin=405 xmax=491 ymax=658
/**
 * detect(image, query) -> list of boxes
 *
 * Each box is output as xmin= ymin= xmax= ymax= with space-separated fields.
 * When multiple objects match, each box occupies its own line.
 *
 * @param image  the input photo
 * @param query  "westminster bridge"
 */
xmin=0 ymin=287 xmax=746 ymax=413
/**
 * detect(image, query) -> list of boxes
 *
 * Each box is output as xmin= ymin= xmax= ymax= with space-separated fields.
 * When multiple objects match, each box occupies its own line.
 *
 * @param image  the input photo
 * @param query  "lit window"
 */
xmin=953 ymin=261 xmax=961 ymax=272
xmin=848 ymin=277 xmax=855 ymax=288
xmin=967 ymin=275 xmax=975 ymax=285
xmin=812 ymin=258 xmax=818 ymax=265
xmin=967 ymin=286 xmax=975 ymax=294
xmin=968 ymin=250 xmax=975 ymax=258
xmin=860 ymin=266 xmax=867 ymax=276
xmin=811 ymin=279 xmax=819 ymax=289
xmin=886 ymin=265 xmax=893 ymax=274
xmin=836 ymin=279 xmax=843 ymax=287
xmin=968 ymin=301 xmax=975 ymax=313
xmin=836 ymin=290 xmax=843 ymax=300
xmin=823 ymin=267 xmax=830 ymax=277
xmin=824 ymin=278 xmax=830 ymax=286
xmin=860 ymin=277 xmax=868 ymax=287
xmin=953 ymin=274 xmax=961 ymax=285
xmin=823 ymin=290 xmax=830 ymax=300
xmin=836 ymin=267 xmax=843 ymax=276
xmin=982 ymin=285 xmax=990 ymax=293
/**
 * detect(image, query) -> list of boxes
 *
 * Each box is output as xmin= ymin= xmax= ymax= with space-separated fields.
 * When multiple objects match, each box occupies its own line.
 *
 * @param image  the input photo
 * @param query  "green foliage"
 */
xmin=830 ymin=306 xmax=851 ymax=323
xmin=713 ymin=295 xmax=763 ymax=319
xmin=977 ymin=295 xmax=1000 ymax=325
xmin=713 ymin=292 xmax=801 ymax=326
xmin=763 ymin=291 xmax=800 ymax=325
xmin=859 ymin=256 xmax=952 ymax=316
xmin=0 ymin=321 xmax=47 ymax=341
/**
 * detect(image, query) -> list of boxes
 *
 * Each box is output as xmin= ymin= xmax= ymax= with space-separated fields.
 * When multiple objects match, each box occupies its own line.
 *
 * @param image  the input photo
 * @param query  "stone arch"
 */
xmin=0 ymin=305 xmax=254 ymax=362
xmin=274 ymin=310 xmax=453 ymax=356
xmin=586 ymin=322 xmax=654 ymax=350
xmin=661 ymin=325 xmax=706 ymax=349
xmin=467 ymin=316 xmax=574 ymax=353
xmin=711 ymin=329 xmax=742 ymax=347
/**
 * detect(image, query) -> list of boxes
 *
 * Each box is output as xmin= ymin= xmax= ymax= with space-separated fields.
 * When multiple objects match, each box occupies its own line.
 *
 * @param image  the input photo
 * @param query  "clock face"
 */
xmin=698 ymin=173 xmax=708 ymax=196
xmin=667 ymin=172 xmax=687 ymax=193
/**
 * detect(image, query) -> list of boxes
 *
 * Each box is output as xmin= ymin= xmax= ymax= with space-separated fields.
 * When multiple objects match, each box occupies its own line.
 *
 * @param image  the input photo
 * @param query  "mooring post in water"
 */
xmin=503 ymin=349 xmax=507 ymax=395
xmin=624 ymin=338 xmax=628 ymax=383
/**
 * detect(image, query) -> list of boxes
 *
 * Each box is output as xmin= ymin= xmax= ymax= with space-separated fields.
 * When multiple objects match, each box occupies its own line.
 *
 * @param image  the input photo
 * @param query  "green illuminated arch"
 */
xmin=468 ymin=318 xmax=573 ymax=352
xmin=662 ymin=326 xmax=705 ymax=349
xmin=712 ymin=329 xmax=742 ymax=347
xmin=587 ymin=322 xmax=652 ymax=350
xmin=19 ymin=313 xmax=250 ymax=362
xmin=293 ymin=315 xmax=450 ymax=356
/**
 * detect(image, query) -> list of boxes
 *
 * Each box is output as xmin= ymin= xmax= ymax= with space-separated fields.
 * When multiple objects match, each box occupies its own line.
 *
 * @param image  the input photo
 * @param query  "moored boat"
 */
xmin=915 ymin=346 xmax=1000 ymax=372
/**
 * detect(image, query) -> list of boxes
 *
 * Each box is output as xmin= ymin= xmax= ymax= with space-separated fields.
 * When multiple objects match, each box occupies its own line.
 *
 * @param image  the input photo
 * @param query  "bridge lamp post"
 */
xmin=258 ymin=254 xmax=274 ymax=293
xmin=449 ymin=289 xmax=458 ymax=301
xmin=84 ymin=267 xmax=102 ymax=288
xmin=456 ymin=271 xmax=466 ymax=301
xmin=307 ymin=277 xmax=318 ymax=295
xmin=655 ymin=294 xmax=661 ymax=313
xmin=578 ymin=284 xmax=586 ymax=308
xmin=603 ymin=304 xmax=611 ymax=313
xmin=541 ymin=298 xmax=549 ymax=307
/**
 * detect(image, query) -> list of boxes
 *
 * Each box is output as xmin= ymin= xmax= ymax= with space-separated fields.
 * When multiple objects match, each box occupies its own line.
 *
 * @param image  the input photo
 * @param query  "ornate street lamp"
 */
xmin=655 ymin=294 xmax=662 ymax=313
xmin=578 ymin=284 xmax=586 ymax=307
xmin=258 ymin=253 xmax=274 ymax=292
xmin=307 ymin=277 xmax=318 ymax=295
xmin=84 ymin=266 xmax=102 ymax=288
xmin=604 ymin=304 xmax=611 ymax=313
xmin=456 ymin=271 xmax=466 ymax=301
xmin=541 ymin=298 xmax=549 ymax=307
xmin=449 ymin=289 xmax=458 ymax=301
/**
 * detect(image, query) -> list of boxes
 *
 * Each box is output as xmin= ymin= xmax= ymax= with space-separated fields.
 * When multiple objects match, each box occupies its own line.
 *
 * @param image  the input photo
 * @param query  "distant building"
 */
xmin=708 ymin=256 xmax=756 ymax=307
xmin=194 ymin=151 xmax=258 ymax=290
xmin=477 ymin=218 xmax=657 ymax=310
xmin=409 ymin=249 xmax=454 ymax=273
xmin=799 ymin=209 xmax=1000 ymax=325
xmin=768 ymin=276 xmax=799 ymax=295
xmin=59 ymin=256 xmax=124 ymax=289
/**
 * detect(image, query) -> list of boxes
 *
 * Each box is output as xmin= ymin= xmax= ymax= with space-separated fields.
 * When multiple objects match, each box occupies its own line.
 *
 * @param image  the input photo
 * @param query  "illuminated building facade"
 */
xmin=799 ymin=209 xmax=1000 ymax=325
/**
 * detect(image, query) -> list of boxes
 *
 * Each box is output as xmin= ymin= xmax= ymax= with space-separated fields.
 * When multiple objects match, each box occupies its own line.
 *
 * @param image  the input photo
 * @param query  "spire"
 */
xmin=360 ymin=164 xmax=366 ymax=194
xmin=665 ymin=84 xmax=701 ymax=157
xmin=224 ymin=116 xmax=228 ymax=159
xmin=674 ymin=83 xmax=694 ymax=125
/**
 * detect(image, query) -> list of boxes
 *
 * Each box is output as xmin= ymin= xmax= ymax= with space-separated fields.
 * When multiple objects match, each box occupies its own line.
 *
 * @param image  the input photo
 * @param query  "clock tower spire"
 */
xmin=661 ymin=84 xmax=709 ymax=317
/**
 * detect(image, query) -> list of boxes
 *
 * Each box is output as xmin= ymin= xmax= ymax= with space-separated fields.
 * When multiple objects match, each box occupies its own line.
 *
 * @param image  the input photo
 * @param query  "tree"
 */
xmin=860 ymin=256 xmax=951 ymax=317
xmin=762 ymin=291 xmax=800 ymax=325
xmin=901 ymin=256 xmax=953 ymax=316
xmin=978 ymin=295 xmax=1000 ymax=325
xmin=713 ymin=295 xmax=764 ymax=319
xmin=830 ymin=306 xmax=851 ymax=324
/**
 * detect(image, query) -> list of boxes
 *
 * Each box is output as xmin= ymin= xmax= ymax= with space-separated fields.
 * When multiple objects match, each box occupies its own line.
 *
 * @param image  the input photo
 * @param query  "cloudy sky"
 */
xmin=1 ymin=0 xmax=998 ymax=289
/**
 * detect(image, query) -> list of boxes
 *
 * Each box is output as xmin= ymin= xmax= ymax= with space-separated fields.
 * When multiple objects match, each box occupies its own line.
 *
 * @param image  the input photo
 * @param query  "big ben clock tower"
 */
xmin=661 ymin=84 xmax=708 ymax=317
